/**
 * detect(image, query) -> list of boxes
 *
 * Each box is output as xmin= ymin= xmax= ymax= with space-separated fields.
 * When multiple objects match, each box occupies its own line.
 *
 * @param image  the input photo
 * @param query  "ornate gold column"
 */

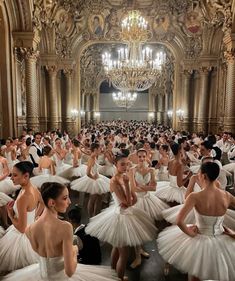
xmin=192 ymin=70 xmax=200 ymax=131
xmin=46 ymin=66 xmax=59 ymax=130
xmin=23 ymin=48 xmax=40 ymax=131
xmin=224 ymin=51 xmax=235 ymax=132
xmin=181 ymin=70 xmax=191 ymax=132
xmin=196 ymin=67 xmax=210 ymax=132
xmin=85 ymin=94 xmax=91 ymax=123
xmin=208 ymin=67 xmax=218 ymax=133
xmin=64 ymin=68 xmax=74 ymax=134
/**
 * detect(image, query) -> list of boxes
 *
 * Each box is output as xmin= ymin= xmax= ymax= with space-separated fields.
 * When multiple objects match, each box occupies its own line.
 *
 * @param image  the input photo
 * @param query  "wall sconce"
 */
xmin=94 ymin=112 xmax=100 ymax=118
xmin=80 ymin=110 xmax=85 ymax=117
xmin=71 ymin=109 xmax=79 ymax=121
xmin=167 ymin=110 xmax=173 ymax=118
xmin=176 ymin=109 xmax=184 ymax=121
xmin=148 ymin=112 xmax=154 ymax=118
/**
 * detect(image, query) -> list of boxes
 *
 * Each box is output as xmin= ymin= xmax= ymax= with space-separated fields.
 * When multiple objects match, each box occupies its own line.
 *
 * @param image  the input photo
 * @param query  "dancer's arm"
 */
xmin=176 ymin=194 xmax=198 ymax=237
xmin=63 ymin=222 xmax=78 ymax=277
xmin=185 ymin=175 xmax=197 ymax=198
xmin=7 ymin=196 xmax=28 ymax=233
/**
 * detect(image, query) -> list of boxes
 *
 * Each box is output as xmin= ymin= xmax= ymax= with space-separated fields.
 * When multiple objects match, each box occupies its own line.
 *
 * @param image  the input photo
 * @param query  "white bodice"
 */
xmin=53 ymin=154 xmax=65 ymax=167
xmin=104 ymin=158 xmax=114 ymax=167
xmin=160 ymin=166 xmax=168 ymax=174
xmin=134 ymin=171 xmax=151 ymax=186
xmin=4 ymin=151 xmax=12 ymax=162
xmin=91 ymin=162 xmax=99 ymax=175
xmin=193 ymin=182 xmax=202 ymax=192
xmin=41 ymin=168 xmax=51 ymax=175
xmin=169 ymin=175 xmax=181 ymax=188
xmin=0 ymin=162 xmax=4 ymax=176
xmin=195 ymin=210 xmax=224 ymax=236
xmin=64 ymin=151 xmax=73 ymax=165
xmin=38 ymin=256 xmax=66 ymax=280
xmin=13 ymin=201 xmax=35 ymax=226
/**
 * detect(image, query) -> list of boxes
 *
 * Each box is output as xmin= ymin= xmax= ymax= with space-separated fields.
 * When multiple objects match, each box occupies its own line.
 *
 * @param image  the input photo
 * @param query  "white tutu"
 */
xmin=58 ymin=164 xmax=87 ymax=179
xmin=0 ymin=226 xmax=5 ymax=238
xmin=0 ymin=192 xmax=13 ymax=207
xmin=86 ymin=193 xmax=157 ymax=247
xmin=155 ymin=177 xmax=186 ymax=204
xmin=0 ymin=177 xmax=19 ymax=195
xmin=98 ymin=159 xmax=116 ymax=178
xmin=71 ymin=175 xmax=110 ymax=195
xmin=157 ymin=210 xmax=235 ymax=281
xmin=0 ymin=225 xmax=38 ymax=272
xmin=163 ymin=204 xmax=235 ymax=229
xmin=2 ymin=256 xmax=119 ymax=281
xmin=30 ymin=169 xmax=70 ymax=189
xmin=135 ymin=192 xmax=169 ymax=220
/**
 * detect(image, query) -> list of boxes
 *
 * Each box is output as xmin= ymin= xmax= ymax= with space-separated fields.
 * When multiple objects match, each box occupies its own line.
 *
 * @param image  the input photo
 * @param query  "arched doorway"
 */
xmin=99 ymin=81 xmax=149 ymax=121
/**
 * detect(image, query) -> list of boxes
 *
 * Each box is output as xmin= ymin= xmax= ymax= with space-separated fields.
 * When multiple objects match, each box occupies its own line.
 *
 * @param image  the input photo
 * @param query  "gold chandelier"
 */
xmin=102 ymin=10 xmax=166 ymax=92
xmin=112 ymin=91 xmax=138 ymax=108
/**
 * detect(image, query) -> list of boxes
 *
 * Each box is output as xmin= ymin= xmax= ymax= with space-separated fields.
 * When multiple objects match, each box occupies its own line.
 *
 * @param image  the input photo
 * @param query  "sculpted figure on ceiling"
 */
xmin=32 ymin=0 xmax=233 ymax=59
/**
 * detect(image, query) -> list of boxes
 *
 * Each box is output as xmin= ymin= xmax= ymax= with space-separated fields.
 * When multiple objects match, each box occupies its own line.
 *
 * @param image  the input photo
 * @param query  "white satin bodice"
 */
xmin=91 ymin=162 xmax=99 ymax=175
xmin=104 ymin=158 xmax=114 ymax=167
xmin=0 ymin=162 xmax=4 ymax=176
xmin=38 ymin=256 xmax=66 ymax=280
xmin=169 ymin=175 xmax=182 ymax=188
xmin=13 ymin=201 xmax=35 ymax=226
xmin=41 ymin=168 xmax=51 ymax=175
xmin=193 ymin=182 xmax=202 ymax=192
xmin=134 ymin=171 xmax=151 ymax=186
xmin=195 ymin=210 xmax=224 ymax=236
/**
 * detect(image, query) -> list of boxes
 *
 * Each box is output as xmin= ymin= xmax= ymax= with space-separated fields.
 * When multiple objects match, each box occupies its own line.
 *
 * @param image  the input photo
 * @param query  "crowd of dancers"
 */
xmin=0 ymin=120 xmax=234 ymax=281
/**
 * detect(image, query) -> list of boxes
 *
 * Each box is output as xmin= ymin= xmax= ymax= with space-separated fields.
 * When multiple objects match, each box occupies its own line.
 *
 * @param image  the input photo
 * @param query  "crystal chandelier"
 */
xmin=102 ymin=10 xmax=166 ymax=92
xmin=112 ymin=91 xmax=138 ymax=108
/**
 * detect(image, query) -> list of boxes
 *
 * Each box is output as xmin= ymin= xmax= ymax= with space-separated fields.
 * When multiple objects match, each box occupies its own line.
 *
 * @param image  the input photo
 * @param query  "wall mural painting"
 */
xmin=89 ymin=14 xmax=104 ymax=36
xmin=185 ymin=10 xmax=202 ymax=35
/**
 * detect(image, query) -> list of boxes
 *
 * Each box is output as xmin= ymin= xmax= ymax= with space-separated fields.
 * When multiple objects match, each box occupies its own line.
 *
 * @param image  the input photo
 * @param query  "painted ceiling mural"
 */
xmin=32 ymin=0 xmax=232 ymax=59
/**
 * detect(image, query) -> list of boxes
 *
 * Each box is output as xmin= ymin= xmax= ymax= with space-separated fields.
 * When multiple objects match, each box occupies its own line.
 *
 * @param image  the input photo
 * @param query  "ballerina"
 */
xmin=71 ymin=143 xmax=110 ymax=217
xmin=0 ymin=154 xmax=19 ymax=195
xmin=155 ymin=143 xmax=192 ymax=204
xmin=156 ymin=144 xmax=170 ymax=181
xmin=2 ymin=182 xmax=119 ymax=281
xmin=0 ymin=161 xmax=44 ymax=272
xmin=98 ymin=141 xmax=116 ymax=178
xmin=86 ymin=153 xmax=157 ymax=280
xmin=2 ymin=138 xmax=19 ymax=173
xmin=52 ymin=138 xmax=71 ymax=175
xmin=58 ymin=139 xmax=87 ymax=180
xmin=129 ymin=148 xmax=169 ymax=269
xmin=157 ymin=162 xmax=235 ymax=281
xmin=162 ymin=157 xmax=235 ymax=228
xmin=30 ymin=145 xmax=70 ymax=188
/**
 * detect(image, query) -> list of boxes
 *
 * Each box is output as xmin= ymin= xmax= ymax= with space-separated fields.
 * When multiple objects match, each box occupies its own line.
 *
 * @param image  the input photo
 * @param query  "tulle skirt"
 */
xmin=30 ymin=175 xmax=70 ymax=188
xmin=0 ymin=192 xmax=13 ymax=207
xmin=58 ymin=165 xmax=87 ymax=179
xmin=86 ymin=205 xmax=157 ymax=247
xmin=0 ymin=177 xmax=19 ymax=195
xmin=135 ymin=192 xmax=169 ymax=220
xmin=162 ymin=204 xmax=235 ymax=229
xmin=0 ymin=226 xmax=5 ymax=238
xmin=71 ymin=175 xmax=110 ymax=194
xmin=157 ymin=225 xmax=235 ymax=281
xmin=2 ymin=264 xmax=119 ymax=281
xmin=98 ymin=165 xmax=116 ymax=177
xmin=0 ymin=225 xmax=38 ymax=272
xmin=155 ymin=182 xmax=186 ymax=204
xmin=55 ymin=163 xmax=72 ymax=175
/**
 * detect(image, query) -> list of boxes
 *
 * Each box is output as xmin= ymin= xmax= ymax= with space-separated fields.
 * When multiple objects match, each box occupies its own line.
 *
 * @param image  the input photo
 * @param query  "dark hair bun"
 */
xmin=14 ymin=161 xmax=34 ymax=177
xmin=41 ymin=182 xmax=66 ymax=207
xmin=200 ymin=162 xmax=220 ymax=181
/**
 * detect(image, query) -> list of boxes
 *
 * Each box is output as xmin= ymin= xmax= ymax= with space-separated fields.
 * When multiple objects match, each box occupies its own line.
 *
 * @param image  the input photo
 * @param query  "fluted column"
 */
xmin=224 ymin=51 xmax=235 ymax=132
xmin=80 ymin=91 xmax=85 ymax=125
xmin=157 ymin=94 xmax=163 ymax=124
xmin=64 ymin=68 xmax=74 ymax=134
xmin=192 ymin=70 xmax=200 ymax=131
xmin=181 ymin=70 xmax=191 ymax=131
xmin=208 ymin=67 xmax=218 ymax=133
xmin=46 ymin=66 xmax=59 ymax=130
xmin=196 ymin=67 xmax=210 ymax=133
xmin=23 ymin=48 xmax=40 ymax=131
xmin=163 ymin=93 xmax=169 ymax=125
xmin=85 ymin=94 xmax=91 ymax=123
